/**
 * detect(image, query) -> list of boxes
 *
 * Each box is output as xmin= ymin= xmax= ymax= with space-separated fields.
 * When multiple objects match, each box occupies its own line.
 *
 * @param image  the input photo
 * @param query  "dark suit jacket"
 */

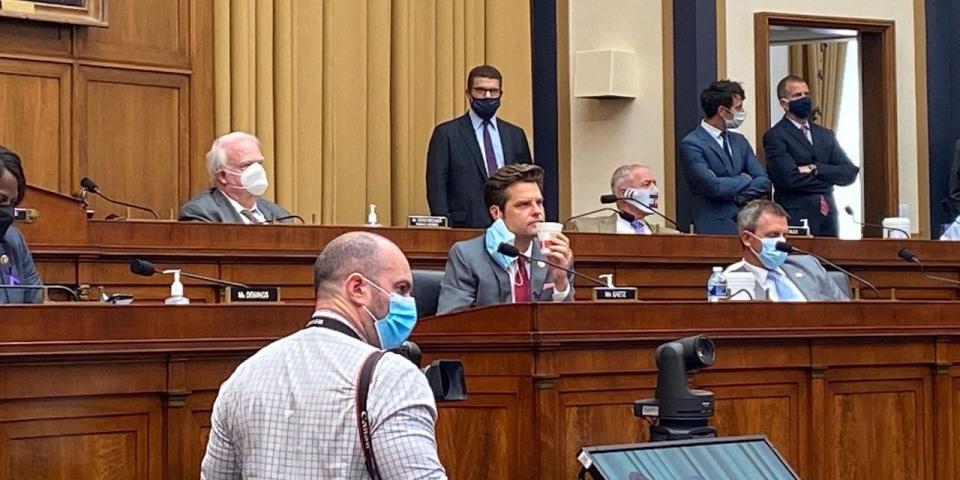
xmin=679 ymin=125 xmax=771 ymax=235
xmin=0 ymin=226 xmax=43 ymax=304
xmin=426 ymin=113 xmax=532 ymax=228
xmin=437 ymin=236 xmax=573 ymax=314
xmin=763 ymin=117 xmax=859 ymax=200
xmin=178 ymin=188 xmax=292 ymax=223
xmin=949 ymin=139 xmax=960 ymax=216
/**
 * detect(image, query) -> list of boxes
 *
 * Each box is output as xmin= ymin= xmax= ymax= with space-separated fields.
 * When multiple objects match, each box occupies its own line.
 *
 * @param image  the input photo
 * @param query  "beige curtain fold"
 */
xmin=787 ymin=41 xmax=847 ymax=131
xmin=213 ymin=0 xmax=532 ymax=226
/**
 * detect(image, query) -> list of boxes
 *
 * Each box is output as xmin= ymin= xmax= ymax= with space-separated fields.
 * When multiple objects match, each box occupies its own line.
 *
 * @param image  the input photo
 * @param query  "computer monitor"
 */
xmin=578 ymin=435 xmax=798 ymax=480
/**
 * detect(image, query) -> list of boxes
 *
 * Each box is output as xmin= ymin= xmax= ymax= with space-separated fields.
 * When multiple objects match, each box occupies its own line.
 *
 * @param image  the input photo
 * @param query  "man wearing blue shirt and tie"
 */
xmin=426 ymin=65 xmax=533 ymax=229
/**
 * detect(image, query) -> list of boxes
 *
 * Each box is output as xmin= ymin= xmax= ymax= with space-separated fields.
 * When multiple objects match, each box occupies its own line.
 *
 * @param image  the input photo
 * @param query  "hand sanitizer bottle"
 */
xmin=163 ymin=269 xmax=190 ymax=305
xmin=366 ymin=204 xmax=380 ymax=227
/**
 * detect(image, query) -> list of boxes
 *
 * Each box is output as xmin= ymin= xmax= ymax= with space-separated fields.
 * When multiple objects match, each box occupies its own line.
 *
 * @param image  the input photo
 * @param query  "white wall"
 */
xmin=723 ymin=0 xmax=920 ymax=231
xmin=568 ymin=0 xmax=666 ymax=224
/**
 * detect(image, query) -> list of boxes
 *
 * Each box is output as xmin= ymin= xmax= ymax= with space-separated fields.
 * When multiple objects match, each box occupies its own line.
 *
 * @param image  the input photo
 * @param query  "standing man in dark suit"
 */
xmin=763 ymin=75 xmax=859 ymax=237
xmin=426 ymin=65 xmax=533 ymax=229
xmin=179 ymin=132 xmax=292 ymax=224
xmin=680 ymin=80 xmax=771 ymax=235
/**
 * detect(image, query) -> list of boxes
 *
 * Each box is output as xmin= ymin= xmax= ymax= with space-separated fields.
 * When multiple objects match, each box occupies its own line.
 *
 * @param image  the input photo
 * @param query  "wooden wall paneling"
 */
xmin=182 ymin=390 xmax=217 ymax=480
xmin=932 ymin=360 xmax=954 ymax=480
xmin=188 ymin=0 xmax=215 ymax=201
xmin=699 ymin=371 xmax=808 ymax=476
xmin=0 ymin=19 xmax=72 ymax=58
xmin=433 ymin=376 xmax=534 ymax=480
xmin=0 ymin=58 xmax=71 ymax=192
xmin=75 ymin=0 xmax=190 ymax=69
xmin=558 ymin=380 xmax=655 ymax=480
xmin=75 ymin=66 xmax=189 ymax=220
xmin=0 ymin=395 xmax=163 ymax=480
xmin=823 ymin=367 xmax=933 ymax=480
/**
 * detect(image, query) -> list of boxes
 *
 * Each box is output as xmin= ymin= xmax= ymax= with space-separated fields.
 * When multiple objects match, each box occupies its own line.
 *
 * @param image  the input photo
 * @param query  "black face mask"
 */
xmin=0 ymin=205 xmax=13 ymax=239
xmin=470 ymin=97 xmax=501 ymax=121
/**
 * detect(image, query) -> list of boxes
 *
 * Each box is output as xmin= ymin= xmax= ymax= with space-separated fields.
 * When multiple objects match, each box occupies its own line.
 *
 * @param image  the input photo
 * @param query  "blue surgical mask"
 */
xmin=470 ymin=97 xmax=500 ymax=120
xmin=360 ymin=275 xmax=418 ymax=350
xmin=484 ymin=218 xmax=516 ymax=270
xmin=624 ymin=187 xmax=659 ymax=214
xmin=748 ymin=232 xmax=788 ymax=270
xmin=787 ymin=96 xmax=813 ymax=120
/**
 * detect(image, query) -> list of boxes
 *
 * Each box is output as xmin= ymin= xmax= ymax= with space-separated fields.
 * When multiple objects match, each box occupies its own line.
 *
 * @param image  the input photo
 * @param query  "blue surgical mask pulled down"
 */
xmin=748 ymin=232 xmax=788 ymax=270
xmin=360 ymin=275 xmax=418 ymax=350
xmin=485 ymin=218 xmax=516 ymax=270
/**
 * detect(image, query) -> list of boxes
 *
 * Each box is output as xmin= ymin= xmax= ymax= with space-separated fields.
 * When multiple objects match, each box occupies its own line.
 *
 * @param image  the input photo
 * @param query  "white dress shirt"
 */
xmin=223 ymin=193 xmax=265 ymax=224
xmin=615 ymin=215 xmax=651 ymax=235
xmin=508 ymin=242 xmax=570 ymax=302
xmin=725 ymin=259 xmax=807 ymax=302
xmin=468 ymin=108 xmax=504 ymax=171
xmin=700 ymin=120 xmax=727 ymax=149
xmin=201 ymin=309 xmax=447 ymax=479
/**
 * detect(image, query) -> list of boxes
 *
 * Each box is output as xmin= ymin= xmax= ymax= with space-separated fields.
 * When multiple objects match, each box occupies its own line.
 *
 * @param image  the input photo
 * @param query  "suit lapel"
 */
xmin=697 ymin=126 xmax=733 ymax=175
xmin=456 ymin=114 xmax=488 ymax=178
xmin=255 ymin=199 xmax=275 ymax=222
xmin=497 ymin=119 xmax=515 ymax=165
xmin=484 ymin=248 xmax=512 ymax=302
xmin=780 ymin=261 xmax=814 ymax=300
xmin=212 ymin=189 xmax=244 ymax=223
xmin=779 ymin=118 xmax=816 ymax=155
xmin=601 ymin=213 xmax=619 ymax=233
xmin=530 ymin=242 xmax=550 ymax=298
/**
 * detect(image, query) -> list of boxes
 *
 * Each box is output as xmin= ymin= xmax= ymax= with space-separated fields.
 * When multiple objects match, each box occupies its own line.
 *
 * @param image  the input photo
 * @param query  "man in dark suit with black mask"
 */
xmin=763 ymin=75 xmax=859 ymax=237
xmin=426 ymin=65 xmax=533 ymax=229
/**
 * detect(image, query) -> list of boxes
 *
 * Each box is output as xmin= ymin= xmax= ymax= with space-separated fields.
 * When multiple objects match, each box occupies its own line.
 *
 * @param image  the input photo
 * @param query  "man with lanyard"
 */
xmin=202 ymin=231 xmax=446 ymax=479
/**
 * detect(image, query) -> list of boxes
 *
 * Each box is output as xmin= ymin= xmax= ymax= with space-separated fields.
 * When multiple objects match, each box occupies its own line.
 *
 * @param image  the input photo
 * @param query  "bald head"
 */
xmin=313 ymin=231 xmax=408 ymax=298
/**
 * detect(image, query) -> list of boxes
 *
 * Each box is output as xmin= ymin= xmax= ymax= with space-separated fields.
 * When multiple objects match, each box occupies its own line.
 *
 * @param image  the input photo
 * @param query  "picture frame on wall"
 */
xmin=0 ymin=0 xmax=108 ymax=27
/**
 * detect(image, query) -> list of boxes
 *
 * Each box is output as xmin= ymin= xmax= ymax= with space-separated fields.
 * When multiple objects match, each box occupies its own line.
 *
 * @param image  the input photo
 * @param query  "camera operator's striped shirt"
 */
xmin=201 ymin=310 xmax=446 ymax=479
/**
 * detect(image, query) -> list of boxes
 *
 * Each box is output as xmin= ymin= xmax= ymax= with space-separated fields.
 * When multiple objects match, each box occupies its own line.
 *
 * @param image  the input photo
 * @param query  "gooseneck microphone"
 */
xmin=600 ymin=194 xmax=681 ymax=230
xmin=496 ymin=242 xmax=607 ymax=287
xmin=897 ymin=248 xmax=960 ymax=287
xmin=80 ymin=176 xmax=160 ymax=220
xmin=562 ymin=208 xmax=634 ymax=227
xmin=270 ymin=214 xmax=306 ymax=224
xmin=844 ymin=205 xmax=909 ymax=238
xmin=130 ymin=259 xmax=249 ymax=288
xmin=775 ymin=241 xmax=880 ymax=298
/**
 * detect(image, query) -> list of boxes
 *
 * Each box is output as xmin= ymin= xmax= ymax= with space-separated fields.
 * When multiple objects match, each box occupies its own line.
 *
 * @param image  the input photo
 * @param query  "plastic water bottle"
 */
xmin=707 ymin=266 xmax=728 ymax=302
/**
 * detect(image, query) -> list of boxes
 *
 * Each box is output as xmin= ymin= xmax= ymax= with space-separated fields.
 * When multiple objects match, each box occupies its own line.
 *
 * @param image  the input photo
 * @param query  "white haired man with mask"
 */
xmin=723 ymin=199 xmax=849 ymax=301
xmin=202 ymin=231 xmax=446 ymax=479
xmin=568 ymin=163 xmax=678 ymax=234
xmin=179 ymin=132 xmax=292 ymax=223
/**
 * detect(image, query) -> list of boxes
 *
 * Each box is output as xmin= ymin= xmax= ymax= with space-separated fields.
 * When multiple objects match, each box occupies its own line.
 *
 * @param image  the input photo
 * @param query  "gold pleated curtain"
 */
xmin=213 ymin=0 xmax=532 ymax=226
xmin=788 ymin=41 xmax=847 ymax=131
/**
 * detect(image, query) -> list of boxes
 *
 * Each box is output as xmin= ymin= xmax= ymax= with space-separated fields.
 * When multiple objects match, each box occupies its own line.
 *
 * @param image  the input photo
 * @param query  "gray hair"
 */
xmin=205 ymin=131 xmax=260 ymax=183
xmin=313 ymin=231 xmax=389 ymax=297
xmin=737 ymin=199 xmax=790 ymax=233
xmin=609 ymin=164 xmax=652 ymax=192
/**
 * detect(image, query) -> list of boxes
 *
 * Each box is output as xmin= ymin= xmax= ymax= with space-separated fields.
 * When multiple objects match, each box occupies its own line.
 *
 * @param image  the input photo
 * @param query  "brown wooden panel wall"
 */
xmin=0 ymin=1 xmax=212 ymax=220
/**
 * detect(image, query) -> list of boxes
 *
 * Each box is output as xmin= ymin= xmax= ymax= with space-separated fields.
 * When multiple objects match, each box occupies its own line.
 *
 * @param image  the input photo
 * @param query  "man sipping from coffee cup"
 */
xmin=437 ymin=164 xmax=575 ymax=314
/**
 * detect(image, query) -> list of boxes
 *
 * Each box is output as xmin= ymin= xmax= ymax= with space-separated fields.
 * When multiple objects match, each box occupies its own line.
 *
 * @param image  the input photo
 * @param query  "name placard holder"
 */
xmin=408 ymin=215 xmax=448 ymax=228
xmin=224 ymin=286 xmax=281 ymax=303
xmin=592 ymin=287 xmax=638 ymax=302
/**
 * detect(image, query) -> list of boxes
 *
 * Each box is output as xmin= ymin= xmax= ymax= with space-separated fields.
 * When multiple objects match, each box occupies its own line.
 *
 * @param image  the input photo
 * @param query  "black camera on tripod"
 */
xmin=390 ymin=341 xmax=467 ymax=402
xmin=634 ymin=334 xmax=716 ymax=441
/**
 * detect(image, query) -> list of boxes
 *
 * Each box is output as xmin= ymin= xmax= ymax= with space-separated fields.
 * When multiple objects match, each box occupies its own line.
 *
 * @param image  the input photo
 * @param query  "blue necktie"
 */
xmin=482 ymin=120 xmax=498 ymax=176
xmin=630 ymin=220 xmax=648 ymax=234
xmin=768 ymin=270 xmax=802 ymax=301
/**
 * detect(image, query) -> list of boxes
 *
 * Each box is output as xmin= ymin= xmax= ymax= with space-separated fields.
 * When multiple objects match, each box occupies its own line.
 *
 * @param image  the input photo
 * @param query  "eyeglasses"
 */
xmin=471 ymin=87 xmax=502 ymax=99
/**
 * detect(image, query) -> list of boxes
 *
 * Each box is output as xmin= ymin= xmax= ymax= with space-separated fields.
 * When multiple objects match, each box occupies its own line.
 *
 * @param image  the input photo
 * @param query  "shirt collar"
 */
xmin=736 ymin=258 xmax=787 ymax=284
xmin=222 ymin=191 xmax=260 ymax=214
xmin=700 ymin=120 xmax=724 ymax=140
xmin=468 ymin=107 xmax=498 ymax=131
xmin=786 ymin=115 xmax=809 ymax=130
